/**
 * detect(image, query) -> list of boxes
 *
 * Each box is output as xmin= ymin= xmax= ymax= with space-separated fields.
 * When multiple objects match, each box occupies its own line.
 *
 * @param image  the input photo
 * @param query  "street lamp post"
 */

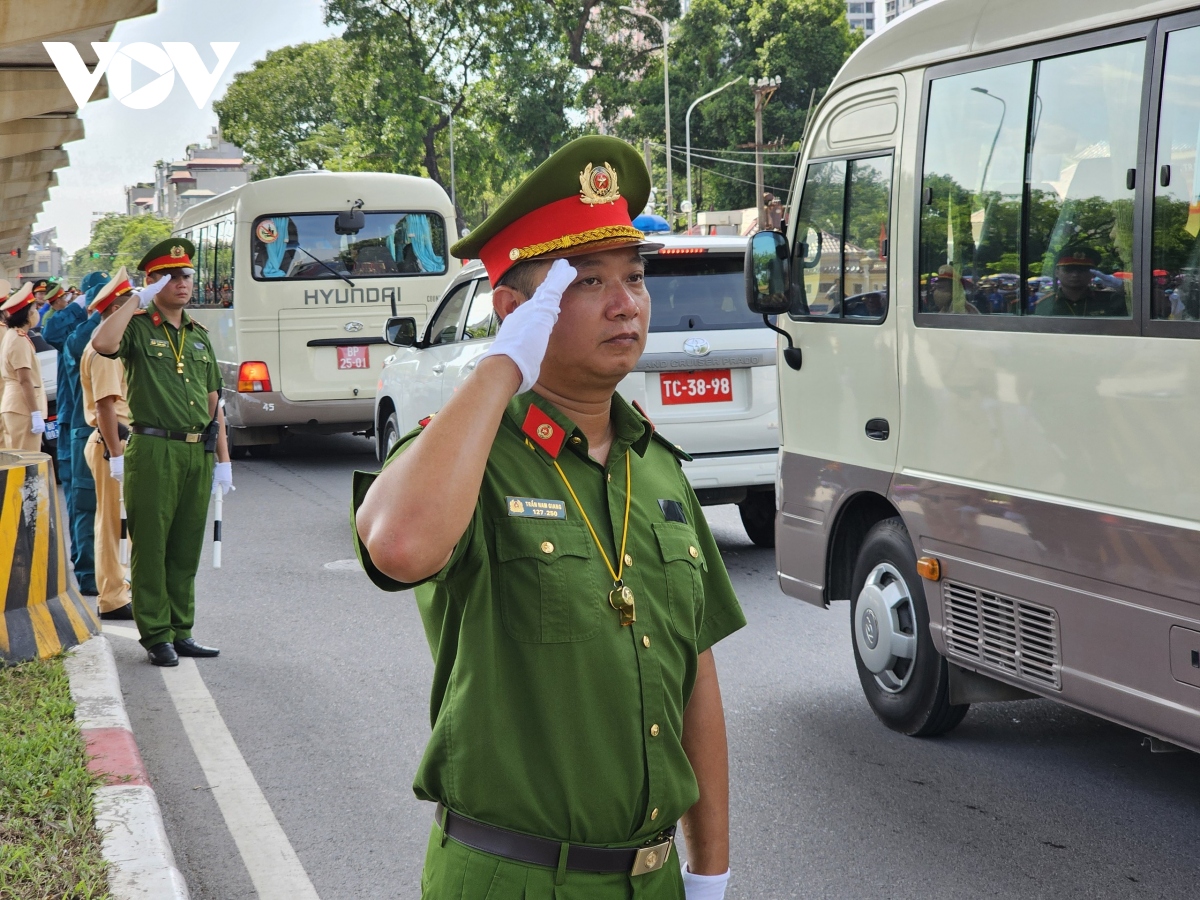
xmin=970 ymin=87 xmax=1006 ymax=202
xmin=686 ymin=76 xmax=743 ymax=232
xmin=752 ymin=76 xmax=781 ymax=231
xmin=418 ymin=95 xmax=456 ymax=214
xmin=620 ymin=6 xmax=673 ymax=228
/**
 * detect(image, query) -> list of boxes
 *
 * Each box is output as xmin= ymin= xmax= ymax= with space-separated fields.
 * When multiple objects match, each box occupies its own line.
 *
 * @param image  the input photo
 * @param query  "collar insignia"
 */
xmin=579 ymin=162 xmax=621 ymax=206
xmin=521 ymin=404 xmax=566 ymax=458
xmin=150 ymin=311 xmax=162 ymax=326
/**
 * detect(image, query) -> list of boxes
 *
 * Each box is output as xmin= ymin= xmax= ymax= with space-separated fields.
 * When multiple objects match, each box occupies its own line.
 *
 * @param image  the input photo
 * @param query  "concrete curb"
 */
xmin=65 ymin=635 xmax=190 ymax=900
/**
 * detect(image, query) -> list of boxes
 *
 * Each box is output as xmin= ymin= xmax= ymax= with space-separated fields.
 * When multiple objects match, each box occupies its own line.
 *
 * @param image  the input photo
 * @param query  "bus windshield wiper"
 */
xmin=286 ymin=242 xmax=355 ymax=287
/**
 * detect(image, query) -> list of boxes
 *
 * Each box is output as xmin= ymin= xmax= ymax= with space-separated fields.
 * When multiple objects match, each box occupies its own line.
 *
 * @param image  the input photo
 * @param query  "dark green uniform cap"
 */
xmin=451 ymin=135 xmax=654 ymax=284
xmin=139 ymin=237 xmax=196 ymax=274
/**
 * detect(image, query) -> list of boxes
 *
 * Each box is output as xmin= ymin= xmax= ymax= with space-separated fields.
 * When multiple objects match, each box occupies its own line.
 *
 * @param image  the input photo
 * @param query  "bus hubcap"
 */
xmin=855 ymin=562 xmax=918 ymax=693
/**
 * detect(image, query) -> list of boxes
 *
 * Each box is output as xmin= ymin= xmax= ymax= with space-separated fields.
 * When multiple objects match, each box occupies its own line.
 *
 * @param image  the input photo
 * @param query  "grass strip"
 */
xmin=0 ymin=654 xmax=110 ymax=899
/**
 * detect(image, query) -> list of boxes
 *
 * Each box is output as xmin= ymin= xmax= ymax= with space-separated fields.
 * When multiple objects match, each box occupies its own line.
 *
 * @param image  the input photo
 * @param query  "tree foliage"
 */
xmin=65 ymin=214 xmax=173 ymax=281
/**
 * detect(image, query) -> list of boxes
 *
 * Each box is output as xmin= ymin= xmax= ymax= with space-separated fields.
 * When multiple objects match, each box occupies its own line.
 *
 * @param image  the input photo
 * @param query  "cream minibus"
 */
xmin=748 ymin=0 xmax=1200 ymax=750
xmin=174 ymin=171 xmax=459 ymax=455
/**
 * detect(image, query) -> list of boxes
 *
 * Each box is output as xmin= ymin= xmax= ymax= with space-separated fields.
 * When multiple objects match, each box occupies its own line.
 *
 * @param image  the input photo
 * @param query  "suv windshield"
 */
xmin=646 ymin=255 xmax=761 ymax=331
xmin=251 ymin=212 xmax=447 ymax=280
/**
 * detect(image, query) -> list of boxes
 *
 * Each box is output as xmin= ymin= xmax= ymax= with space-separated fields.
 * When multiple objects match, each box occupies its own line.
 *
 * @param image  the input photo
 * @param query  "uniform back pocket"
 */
xmin=496 ymin=519 xmax=597 ymax=643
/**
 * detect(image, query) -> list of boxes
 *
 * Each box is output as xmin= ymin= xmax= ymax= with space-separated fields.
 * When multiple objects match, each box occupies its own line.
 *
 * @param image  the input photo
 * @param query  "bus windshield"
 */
xmin=251 ymin=211 xmax=447 ymax=280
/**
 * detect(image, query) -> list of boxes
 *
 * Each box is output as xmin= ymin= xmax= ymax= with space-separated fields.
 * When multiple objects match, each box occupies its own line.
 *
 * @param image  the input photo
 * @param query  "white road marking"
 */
xmin=322 ymin=559 xmax=361 ymax=571
xmin=105 ymin=626 xmax=320 ymax=899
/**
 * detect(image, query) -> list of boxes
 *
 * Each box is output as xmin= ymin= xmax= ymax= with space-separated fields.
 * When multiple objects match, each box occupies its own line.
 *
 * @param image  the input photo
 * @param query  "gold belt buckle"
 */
xmin=630 ymin=835 xmax=673 ymax=877
xmin=185 ymin=433 xmax=201 ymax=443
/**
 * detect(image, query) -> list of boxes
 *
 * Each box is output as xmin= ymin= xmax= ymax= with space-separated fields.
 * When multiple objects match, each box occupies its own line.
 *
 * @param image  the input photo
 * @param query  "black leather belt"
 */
xmin=130 ymin=425 xmax=204 ymax=443
xmin=435 ymin=803 xmax=674 ymax=877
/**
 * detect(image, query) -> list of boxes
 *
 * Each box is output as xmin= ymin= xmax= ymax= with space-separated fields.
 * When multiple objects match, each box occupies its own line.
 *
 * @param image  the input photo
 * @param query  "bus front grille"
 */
xmin=942 ymin=582 xmax=1061 ymax=690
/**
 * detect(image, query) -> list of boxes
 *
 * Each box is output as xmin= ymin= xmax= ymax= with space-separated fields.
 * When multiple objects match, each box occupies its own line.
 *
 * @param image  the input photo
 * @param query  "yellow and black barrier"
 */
xmin=0 ymin=450 xmax=99 ymax=664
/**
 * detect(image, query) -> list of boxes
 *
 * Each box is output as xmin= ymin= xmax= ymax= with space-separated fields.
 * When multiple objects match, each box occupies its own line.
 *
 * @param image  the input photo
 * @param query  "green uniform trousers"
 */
xmin=125 ymin=433 xmax=213 ymax=648
xmin=421 ymin=825 xmax=685 ymax=900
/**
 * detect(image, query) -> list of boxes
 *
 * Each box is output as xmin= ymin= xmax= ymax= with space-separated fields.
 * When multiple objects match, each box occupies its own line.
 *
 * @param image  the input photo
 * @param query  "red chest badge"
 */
xmin=521 ymin=404 xmax=566 ymax=458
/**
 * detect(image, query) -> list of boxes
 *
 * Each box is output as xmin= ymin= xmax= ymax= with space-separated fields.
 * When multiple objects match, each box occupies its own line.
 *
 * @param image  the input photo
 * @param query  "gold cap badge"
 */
xmin=579 ymin=162 xmax=621 ymax=205
xmin=170 ymin=244 xmax=186 ymax=259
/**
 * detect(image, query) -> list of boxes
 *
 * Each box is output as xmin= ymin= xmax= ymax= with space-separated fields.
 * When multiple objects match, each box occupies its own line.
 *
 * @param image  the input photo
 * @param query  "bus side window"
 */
xmin=791 ymin=160 xmax=846 ymax=319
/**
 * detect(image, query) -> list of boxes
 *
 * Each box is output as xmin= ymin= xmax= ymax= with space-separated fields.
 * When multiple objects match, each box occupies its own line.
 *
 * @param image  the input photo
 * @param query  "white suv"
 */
xmin=373 ymin=235 xmax=779 ymax=545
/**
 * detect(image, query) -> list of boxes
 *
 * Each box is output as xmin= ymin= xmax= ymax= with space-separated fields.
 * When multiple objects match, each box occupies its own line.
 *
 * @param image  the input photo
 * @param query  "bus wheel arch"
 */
xmin=825 ymin=491 xmax=900 ymax=606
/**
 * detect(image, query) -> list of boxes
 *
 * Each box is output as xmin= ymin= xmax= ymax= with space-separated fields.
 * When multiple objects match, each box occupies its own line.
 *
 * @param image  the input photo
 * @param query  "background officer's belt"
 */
xmin=435 ymin=803 xmax=674 ymax=876
xmin=131 ymin=425 xmax=203 ymax=443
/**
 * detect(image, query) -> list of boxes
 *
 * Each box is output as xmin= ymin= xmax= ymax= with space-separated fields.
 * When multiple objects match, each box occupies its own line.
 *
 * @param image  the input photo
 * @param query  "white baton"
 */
xmin=213 ymin=489 xmax=223 ymax=569
xmin=118 ymin=481 xmax=129 ymax=567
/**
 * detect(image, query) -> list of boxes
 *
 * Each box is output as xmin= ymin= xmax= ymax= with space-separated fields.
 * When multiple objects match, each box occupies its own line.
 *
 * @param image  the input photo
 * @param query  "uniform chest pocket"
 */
xmin=654 ymin=522 xmax=706 ymax=641
xmin=188 ymin=342 xmax=211 ymax=365
xmin=496 ymin=519 xmax=597 ymax=643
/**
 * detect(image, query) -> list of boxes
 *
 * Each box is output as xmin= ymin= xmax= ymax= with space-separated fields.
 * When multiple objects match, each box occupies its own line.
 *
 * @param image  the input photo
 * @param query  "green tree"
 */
xmin=66 ymin=213 xmax=173 ymax=282
xmin=114 ymin=214 xmax=174 ymax=274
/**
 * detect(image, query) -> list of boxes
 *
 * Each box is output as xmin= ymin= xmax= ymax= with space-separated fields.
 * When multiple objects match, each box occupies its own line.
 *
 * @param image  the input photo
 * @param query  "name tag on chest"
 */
xmin=149 ymin=339 xmax=168 ymax=348
xmin=506 ymin=497 xmax=566 ymax=519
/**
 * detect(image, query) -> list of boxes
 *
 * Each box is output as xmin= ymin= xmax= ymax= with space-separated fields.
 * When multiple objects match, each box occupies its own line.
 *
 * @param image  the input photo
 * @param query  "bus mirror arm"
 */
xmin=762 ymin=314 xmax=802 ymax=371
xmin=286 ymin=241 xmax=356 ymax=288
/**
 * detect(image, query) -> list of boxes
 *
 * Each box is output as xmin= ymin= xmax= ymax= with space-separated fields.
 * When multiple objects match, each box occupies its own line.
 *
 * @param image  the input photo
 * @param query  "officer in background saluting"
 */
xmin=91 ymin=241 xmax=233 ymax=667
xmin=355 ymin=136 xmax=745 ymax=900
xmin=0 ymin=282 xmax=47 ymax=451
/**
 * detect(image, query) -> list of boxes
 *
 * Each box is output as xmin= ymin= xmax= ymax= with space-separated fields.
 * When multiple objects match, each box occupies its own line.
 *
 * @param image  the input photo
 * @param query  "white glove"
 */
xmin=73 ymin=294 xmax=88 ymax=309
xmin=136 ymin=275 xmax=172 ymax=308
xmin=30 ymin=412 xmax=45 ymax=435
xmin=108 ymin=454 xmax=124 ymax=483
xmin=479 ymin=258 xmax=576 ymax=393
xmin=682 ymin=866 xmax=730 ymax=900
xmin=212 ymin=461 xmax=234 ymax=496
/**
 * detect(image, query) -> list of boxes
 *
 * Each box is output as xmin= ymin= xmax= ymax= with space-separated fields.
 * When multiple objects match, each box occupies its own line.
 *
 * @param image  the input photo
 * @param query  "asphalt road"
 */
xmin=108 ymin=433 xmax=1200 ymax=899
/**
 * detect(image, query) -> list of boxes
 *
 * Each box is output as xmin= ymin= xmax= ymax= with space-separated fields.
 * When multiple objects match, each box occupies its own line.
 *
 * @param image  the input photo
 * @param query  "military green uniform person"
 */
xmin=92 ymin=244 xmax=233 ymax=667
xmin=354 ymin=136 xmax=745 ymax=900
xmin=1036 ymin=246 xmax=1129 ymax=317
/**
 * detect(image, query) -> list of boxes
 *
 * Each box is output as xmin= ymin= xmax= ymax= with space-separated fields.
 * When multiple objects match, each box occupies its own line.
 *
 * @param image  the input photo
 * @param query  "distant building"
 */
xmin=153 ymin=127 xmax=256 ymax=222
xmin=846 ymin=0 xmax=876 ymax=35
xmin=125 ymin=182 xmax=155 ymax=216
xmin=19 ymin=227 xmax=63 ymax=282
xmin=884 ymin=0 xmax=929 ymax=23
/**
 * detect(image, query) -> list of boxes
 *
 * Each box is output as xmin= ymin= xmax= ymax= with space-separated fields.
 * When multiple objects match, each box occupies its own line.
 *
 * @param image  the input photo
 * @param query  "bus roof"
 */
xmin=174 ymin=170 xmax=454 ymax=230
xmin=832 ymin=0 xmax=1197 ymax=92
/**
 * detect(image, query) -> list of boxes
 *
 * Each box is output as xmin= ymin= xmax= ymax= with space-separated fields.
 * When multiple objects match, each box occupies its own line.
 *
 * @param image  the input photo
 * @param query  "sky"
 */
xmin=37 ymin=0 xmax=340 ymax=254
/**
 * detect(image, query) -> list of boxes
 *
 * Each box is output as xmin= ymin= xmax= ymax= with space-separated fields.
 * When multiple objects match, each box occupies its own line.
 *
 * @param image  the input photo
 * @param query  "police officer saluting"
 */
xmin=355 ymin=136 xmax=745 ymax=899
xmin=91 ymin=242 xmax=233 ymax=667
xmin=0 ymin=282 xmax=48 ymax=451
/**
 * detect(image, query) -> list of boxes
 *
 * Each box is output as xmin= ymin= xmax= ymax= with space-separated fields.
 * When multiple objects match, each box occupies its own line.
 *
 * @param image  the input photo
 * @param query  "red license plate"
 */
xmin=337 ymin=345 xmax=370 ymax=370
xmin=660 ymin=370 xmax=733 ymax=405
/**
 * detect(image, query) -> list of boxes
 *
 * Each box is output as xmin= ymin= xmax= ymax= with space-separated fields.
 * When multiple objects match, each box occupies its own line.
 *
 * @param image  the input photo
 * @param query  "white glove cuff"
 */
xmin=682 ymin=866 xmax=730 ymax=900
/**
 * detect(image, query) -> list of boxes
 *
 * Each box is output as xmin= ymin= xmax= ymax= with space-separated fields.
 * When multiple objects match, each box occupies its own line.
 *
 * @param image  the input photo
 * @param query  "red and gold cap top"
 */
xmin=1 ymin=282 xmax=35 ymax=313
xmin=452 ymin=136 xmax=653 ymax=285
xmin=0 ymin=279 xmax=10 ymax=302
xmin=91 ymin=266 xmax=134 ymax=314
xmin=43 ymin=280 xmax=65 ymax=302
xmin=138 ymin=238 xmax=195 ymax=275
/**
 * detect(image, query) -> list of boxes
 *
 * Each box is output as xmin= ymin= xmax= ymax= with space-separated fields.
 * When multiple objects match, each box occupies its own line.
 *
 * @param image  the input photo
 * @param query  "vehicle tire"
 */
xmin=380 ymin=413 xmax=402 ymax=462
xmin=246 ymin=443 xmax=273 ymax=459
xmin=226 ymin=423 xmax=249 ymax=460
xmin=738 ymin=490 xmax=776 ymax=548
xmin=850 ymin=516 xmax=968 ymax=737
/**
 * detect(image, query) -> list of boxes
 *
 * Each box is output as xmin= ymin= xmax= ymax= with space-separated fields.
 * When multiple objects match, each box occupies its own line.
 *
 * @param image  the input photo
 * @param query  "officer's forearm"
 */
xmin=213 ymin=398 xmax=229 ymax=463
xmin=680 ymin=649 xmax=731 ymax=876
xmin=356 ymin=354 xmax=521 ymax=584
xmin=15 ymin=368 xmax=37 ymax=413
xmin=96 ymin=397 xmax=122 ymax=454
xmin=91 ymin=297 xmax=137 ymax=355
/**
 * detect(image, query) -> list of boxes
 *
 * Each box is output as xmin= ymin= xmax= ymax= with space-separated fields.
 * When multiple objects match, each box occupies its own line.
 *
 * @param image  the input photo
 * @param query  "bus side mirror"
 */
xmin=745 ymin=230 xmax=793 ymax=315
xmin=385 ymin=316 xmax=417 ymax=347
xmin=336 ymin=202 xmax=365 ymax=235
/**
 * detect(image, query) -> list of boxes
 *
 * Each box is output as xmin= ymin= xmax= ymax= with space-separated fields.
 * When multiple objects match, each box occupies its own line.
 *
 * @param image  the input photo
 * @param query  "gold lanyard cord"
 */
xmin=552 ymin=451 xmax=631 ymax=586
xmin=160 ymin=322 xmax=185 ymax=372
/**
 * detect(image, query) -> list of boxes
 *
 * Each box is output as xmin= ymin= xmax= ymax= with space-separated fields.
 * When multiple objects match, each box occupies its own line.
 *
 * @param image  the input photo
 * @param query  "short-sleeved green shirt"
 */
xmin=105 ymin=305 xmax=222 ymax=432
xmin=352 ymin=392 xmax=746 ymax=847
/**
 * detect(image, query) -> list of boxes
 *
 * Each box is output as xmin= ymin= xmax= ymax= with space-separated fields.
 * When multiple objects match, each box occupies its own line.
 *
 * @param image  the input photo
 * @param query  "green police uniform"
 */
xmin=100 ymin=245 xmax=222 ymax=649
xmin=353 ymin=392 xmax=746 ymax=899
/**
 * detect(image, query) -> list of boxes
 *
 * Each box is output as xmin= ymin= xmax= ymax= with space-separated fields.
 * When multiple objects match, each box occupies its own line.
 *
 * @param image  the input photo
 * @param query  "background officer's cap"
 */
xmin=1 ymin=282 xmax=35 ymax=313
xmin=43 ymin=279 xmax=65 ymax=302
xmin=451 ymin=135 xmax=654 ymax=284
xmin=91 ymin=267 xmax=134 ymax=314
xmin=30 ymin=279 xmax=49 ymax=293
xmin=139 ymin=238 xmax=196 ymax=275
xmin=80 ymin=270 xmax=110 ymax=293
xmin=1057 ymin=246 xmax=1099 ymax=268
xmin=0 ymin=279 xmax=10 ymax=302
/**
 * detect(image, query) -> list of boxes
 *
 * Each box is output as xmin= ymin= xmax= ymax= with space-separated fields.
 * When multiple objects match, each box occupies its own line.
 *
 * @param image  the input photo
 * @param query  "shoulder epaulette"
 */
xmin=131 ymin=308 xmax=147 ymax=316
xmin=418 ymin=414 xmax=434 ymax=428
xmin=190 ymin=319 xmax=208 ymax=331
xmin=651 ymin=430 xmax=692 ymax=462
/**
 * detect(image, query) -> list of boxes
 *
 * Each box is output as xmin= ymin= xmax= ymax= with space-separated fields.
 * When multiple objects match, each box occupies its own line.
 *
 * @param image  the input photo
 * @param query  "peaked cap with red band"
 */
xmin=1056 ymin=246 xmax=1100 ymax=268
xmin=1 ymin=281 xmax=35 ymax=314
xmin=138 ymin=237 xmax=195 ymax=275
xmin=451 ymin=135 xmax=655 ymax=285
xmin=90 ymin=266 xmax=134 ymax=314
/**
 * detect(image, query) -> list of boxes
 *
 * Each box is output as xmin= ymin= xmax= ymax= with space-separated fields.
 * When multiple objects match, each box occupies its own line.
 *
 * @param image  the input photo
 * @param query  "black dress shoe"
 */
xmin=173 ymin=637 xmax=219 ymax=658
xmin=147 ymin=642 xmax=179 ymax=667
xmin=100 ymin=603 xmax=134 ymax=620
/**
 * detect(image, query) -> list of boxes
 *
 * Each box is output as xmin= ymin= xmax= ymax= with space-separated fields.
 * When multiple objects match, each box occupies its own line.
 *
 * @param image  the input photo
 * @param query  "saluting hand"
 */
xmin=30 ymin=412 xmax=45 ymax=436
xmin=136 ymin=275 xmax=173 ymax=308
xmin=479 ymin=258 xmax=576 ymax=394
xmin=212 ymin=461 xmax=234 ymax=496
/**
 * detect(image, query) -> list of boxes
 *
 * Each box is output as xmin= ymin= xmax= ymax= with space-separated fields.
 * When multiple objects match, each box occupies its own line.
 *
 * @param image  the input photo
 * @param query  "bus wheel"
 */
xmin=381 ymin=413 xmax=402 ymax=462
xmin=738 ymin=490 xmax=775 ymax=548
xmin=850 ymin=517 xmax=968 ymax=737
xmin=226 ymin=423 xmax=249 ymax=460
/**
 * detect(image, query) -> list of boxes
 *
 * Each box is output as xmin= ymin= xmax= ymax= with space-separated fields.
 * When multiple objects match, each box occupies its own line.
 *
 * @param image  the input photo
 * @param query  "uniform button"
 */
xmin=642 ymin=635 xmax=651 ymax=648
xmin=189 ymin=401 xmax=194 ymax=406
xmin=651 ymin=808 xmax=659 ymax=820
xmin=650 ymin=723 xmax=660 ymax=737
xmin=606 ymin=472 xmax=611 ymax=482
xmin=540 ymin=541 xmax=554 ymax=554
xmin=157 ymin=352 xmax=163 ymax=357
xmin=688 ymin=546 xmax=698 ymax=559
xmin=185 ymin=378 xmax=190 ymax=382
xmin=571 ymin=436 xmax=582 ymax=445
xmin=624 ymin=553 xmax=633 ymax=567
